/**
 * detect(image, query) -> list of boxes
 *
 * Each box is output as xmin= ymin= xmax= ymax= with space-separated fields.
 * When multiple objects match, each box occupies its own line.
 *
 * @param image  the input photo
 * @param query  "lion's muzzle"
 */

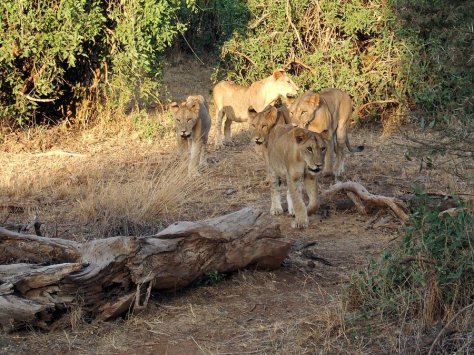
xmin=307 ymin=165 xmax=323 ymax=174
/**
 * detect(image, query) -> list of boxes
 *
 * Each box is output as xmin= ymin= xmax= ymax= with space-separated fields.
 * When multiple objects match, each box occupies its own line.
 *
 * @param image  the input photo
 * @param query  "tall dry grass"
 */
xmin=74 ymin=155 xmax=212 ymax=238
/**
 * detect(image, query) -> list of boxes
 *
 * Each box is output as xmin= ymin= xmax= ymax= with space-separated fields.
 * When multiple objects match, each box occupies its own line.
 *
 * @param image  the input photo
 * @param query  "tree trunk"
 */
xmin=0 ymin=207 xmax=288 ymax=331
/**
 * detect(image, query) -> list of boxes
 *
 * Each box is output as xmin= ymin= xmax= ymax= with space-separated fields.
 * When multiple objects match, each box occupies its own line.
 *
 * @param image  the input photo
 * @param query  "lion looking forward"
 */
xmin=213 ymin=69 xmax=299 ymax=148
xmin=289 ymin=88 xmax=364 ymax=177
xmin=248 ymin=104 xmax=327 ymax=229
xmin=170 ymin=95 xmax=211 ymax=176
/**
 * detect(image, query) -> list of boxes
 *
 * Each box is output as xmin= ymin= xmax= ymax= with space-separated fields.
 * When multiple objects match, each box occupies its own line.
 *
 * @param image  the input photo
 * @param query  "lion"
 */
xmin=170 ymin=95 xmax=211 ymax=175
xmin=247 ymin=103 xmax=292 ymax=147
xmin=250 ymin=110 xmax=326 ymax=228
xmin=213 ymin=69 xmax=299 ymax=147
xmin=289 ymin=88 xmax=364 ymax=177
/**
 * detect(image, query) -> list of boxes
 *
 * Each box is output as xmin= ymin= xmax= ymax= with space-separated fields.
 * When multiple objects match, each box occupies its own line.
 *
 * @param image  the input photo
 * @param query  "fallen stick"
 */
xmin=322 ymin=181 xmax=409 ymax=222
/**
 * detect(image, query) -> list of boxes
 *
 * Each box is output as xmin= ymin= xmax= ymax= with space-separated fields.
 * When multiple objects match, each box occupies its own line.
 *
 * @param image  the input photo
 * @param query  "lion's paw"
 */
xmin=291 ymin=218 xmax=308 ymax=229
xmin=270 ymin=207 xmax=283 ymax=216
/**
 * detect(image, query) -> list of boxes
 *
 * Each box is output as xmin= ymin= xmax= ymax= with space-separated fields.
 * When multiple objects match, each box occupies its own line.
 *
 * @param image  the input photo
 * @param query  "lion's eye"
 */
xmin=262 ymin=124 xmax=268 ymax=129
xmin=307 ymin=147 xmax=313 ymax=153
xmin=301 ymin=111 xmax=306 ymax=115
xmin=321 ymin=147 xmax=327 ymax=153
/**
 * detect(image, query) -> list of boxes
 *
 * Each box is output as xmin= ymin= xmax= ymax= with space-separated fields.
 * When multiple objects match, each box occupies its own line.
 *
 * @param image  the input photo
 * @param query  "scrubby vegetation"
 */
xmin=185 ymin=0 xmax=473 ymax=127
xmin=348 ymin=191 xmax=473 ymax=352
xmin=1 ymin=0 xmax=472 ymax=127
xmin=0 ymin=0 xmax=193 ymax=125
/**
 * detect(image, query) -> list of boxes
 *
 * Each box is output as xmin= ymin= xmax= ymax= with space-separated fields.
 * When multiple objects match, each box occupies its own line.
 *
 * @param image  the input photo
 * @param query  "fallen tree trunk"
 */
xmin=322 ymin=181 xmax=409 ymax=222
xmin=0 ymin=207 xmax=289 ymax=331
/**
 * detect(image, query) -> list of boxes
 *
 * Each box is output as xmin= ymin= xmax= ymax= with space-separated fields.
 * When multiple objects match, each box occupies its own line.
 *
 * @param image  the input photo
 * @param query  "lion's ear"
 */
xmin=314 ymin=132 xmax=325 ymax=147
xmin=273 ymin=96 xmax=283 ymax=108
xmin=293 ymin=128 xmax=309 ymax=144
xmin=248 ymin=106 xmax=258 ymax=121
xmin=308 ymin=93 xmax=320 ymax=106
xmin=169 ymin=102 xmax=179 ymax=114
xmin=188 ymin=99 xmax=200 ymax=113
xmin=272 ymin=69 xmax=286 ymax=80
xmin=264 ymin=105 xmax=278 ymax=125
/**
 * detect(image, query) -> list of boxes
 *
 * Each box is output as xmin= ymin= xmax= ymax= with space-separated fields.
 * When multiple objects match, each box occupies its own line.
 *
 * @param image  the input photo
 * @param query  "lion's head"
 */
xmin=289 ymin=91 xmax=332 ymax=140
xmin=264 ymin=69 xmax=299 ymax=102
xmin=247 ymin=104 xmax=279 ymax=146
xmin=170 ymin=97 xmax=201 ymax=139
xmin=291 ymin=127 xmax=326 ymax=175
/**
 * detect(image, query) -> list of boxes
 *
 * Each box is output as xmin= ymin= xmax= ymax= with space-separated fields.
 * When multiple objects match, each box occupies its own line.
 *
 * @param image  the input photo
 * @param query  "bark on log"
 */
xmin=0 ymin=207 xmax=288 ymax=331
xmin=322 ymin=181 xmax=409 ymax=222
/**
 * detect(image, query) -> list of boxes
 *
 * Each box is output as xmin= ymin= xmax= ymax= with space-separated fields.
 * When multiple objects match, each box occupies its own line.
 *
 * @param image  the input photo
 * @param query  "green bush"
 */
xmin=349 ymin=190 xmax=473 ymax=322
xmin=0 ymin=0 xmax=194 ymax=125
xmin=206 ymin=0 xmax=473 ymax=125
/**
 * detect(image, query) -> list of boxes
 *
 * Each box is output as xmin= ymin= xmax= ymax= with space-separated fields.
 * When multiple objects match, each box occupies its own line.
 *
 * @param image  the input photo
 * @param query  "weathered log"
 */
xmin=322 ymin=181 xmax=409 ymax=222
xmin=0 ymin=207 xmax=288 ymax=331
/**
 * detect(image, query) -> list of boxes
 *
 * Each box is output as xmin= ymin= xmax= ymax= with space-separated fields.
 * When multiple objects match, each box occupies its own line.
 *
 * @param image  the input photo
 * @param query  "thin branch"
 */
xmin=179 ymin=30 xmax=205 ymax=66
xmin=428 ymin=302 xmax=474 ymax=355
xmin=286 ymin=0 xmax=304 ymax=49
xmin=287 ymin=57 xmax=317 ymax=74
xmin=249 ymin=13 xmax=269 ymax=30
xmin=226 ymin=49 xmax=256 ymax=67
xmin=22 ymin=93 xmax=56 ymax=103
xmin=357 ymin=100 xmax=399 ymax=113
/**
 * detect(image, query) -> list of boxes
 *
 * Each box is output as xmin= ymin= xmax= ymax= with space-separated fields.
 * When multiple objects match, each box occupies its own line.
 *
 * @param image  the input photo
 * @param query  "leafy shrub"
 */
xmin=0 ymin=0 xmax=194 ymax=125
xmin=349 ymin=190 xmax=473 ymax=323
xmin=205 ymin=0 xmax=473 ymax=126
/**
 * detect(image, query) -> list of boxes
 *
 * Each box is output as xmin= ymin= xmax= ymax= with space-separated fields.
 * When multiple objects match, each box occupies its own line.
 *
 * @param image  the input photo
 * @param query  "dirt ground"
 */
xmin=1 ymin=57 xmax=472 ymax=354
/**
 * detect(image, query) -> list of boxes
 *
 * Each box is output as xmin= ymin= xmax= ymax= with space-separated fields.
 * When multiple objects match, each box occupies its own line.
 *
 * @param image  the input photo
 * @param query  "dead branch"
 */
xmin=286 ymin=0 xmax=304 ymax=49
xmin=249 ymin=13 xmax=269 ymax=30
xmin=357 ymin=100 xmax=399 ymax=113
xmin=226 ymin=49 xmax=256 ymax=67
xmin=322 ymin=181 xmax=409 ymax=222
xmin=0 ymin=207 xmax=289 ymax=331
xmin=428 ymin=302 xmax=474 ymax=355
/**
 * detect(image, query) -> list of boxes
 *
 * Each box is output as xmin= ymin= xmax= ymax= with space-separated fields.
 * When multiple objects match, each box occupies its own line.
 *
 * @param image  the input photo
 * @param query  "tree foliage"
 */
xmin=0 ymin=0 xmax=193 ymax=125
xmin=206 ymin=0 xmax=473 ymax=125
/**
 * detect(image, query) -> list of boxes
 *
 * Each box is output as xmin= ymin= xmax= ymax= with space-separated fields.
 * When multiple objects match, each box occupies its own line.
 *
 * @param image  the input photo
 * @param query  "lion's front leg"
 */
xmin=334 ymin=133 xmax=346 ymax=177
xmin=286 ymin=189 xmax=294 ymax=216
xmin=287 ymin=175 xmax=308 ymax=229
xmin=188 ymin=141 xmax=201 ymax=176
xmin=214 ymin=109 xmax=225 ymax=148
xmin=223 ymin=118 xmax=232 ymax=144
xmin=269 ymin=170 xmax=283 ymax=216
xmin=176 ymin=134 xmax=188 ymax=153
xmin=286 ymin=181 xmax=303 ymax=216
xmin=323 ymin=138 xmax=335 ymax=177
xmin=304 ymin=173 xmax=320 ymax=214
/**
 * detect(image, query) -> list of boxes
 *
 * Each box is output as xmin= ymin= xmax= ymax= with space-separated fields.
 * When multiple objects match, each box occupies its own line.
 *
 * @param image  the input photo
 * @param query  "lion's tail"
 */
xmin=345 ymin=135 xmax=364 ymax=153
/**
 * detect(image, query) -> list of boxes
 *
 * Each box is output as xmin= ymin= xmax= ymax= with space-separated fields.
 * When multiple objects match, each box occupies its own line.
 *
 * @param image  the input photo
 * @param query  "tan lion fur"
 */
xmin=213 ymin=69 xmax=299 ymax=147
xmin=289 ymin=88 xmax=364 ymax=177
xmin=170 ymin=95 xmax=211 ymax=176
xmin=247 ymin=104 xmax=326 ymax=229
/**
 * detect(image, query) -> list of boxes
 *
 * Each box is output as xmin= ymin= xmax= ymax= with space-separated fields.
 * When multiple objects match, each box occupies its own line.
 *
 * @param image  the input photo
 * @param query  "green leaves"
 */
xmin=350 ymin=189 xmax=474 ymax=322
xmin=0 ymin=0 xmax=194 ymax=125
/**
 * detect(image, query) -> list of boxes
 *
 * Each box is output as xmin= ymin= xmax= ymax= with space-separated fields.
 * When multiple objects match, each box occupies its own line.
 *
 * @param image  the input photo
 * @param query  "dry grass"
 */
xmin=1 ymin=119 xmax=472 ymax=353
xmin=1 ymin=58 xmax=473 ymax=353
